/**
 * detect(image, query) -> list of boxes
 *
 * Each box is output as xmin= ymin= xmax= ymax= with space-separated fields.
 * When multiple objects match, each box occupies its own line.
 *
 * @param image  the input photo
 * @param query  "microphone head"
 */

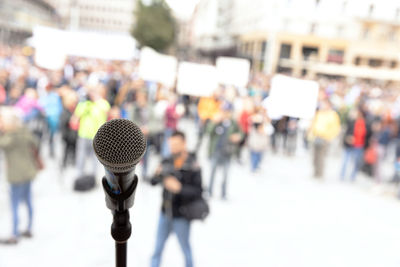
xmin=93 ymin=119 xmax=146 ymax=173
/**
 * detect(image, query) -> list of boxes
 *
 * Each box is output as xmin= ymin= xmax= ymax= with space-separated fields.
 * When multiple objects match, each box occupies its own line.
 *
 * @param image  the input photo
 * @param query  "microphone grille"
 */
xmin=93 ymin=119 xmax=146 ymax=173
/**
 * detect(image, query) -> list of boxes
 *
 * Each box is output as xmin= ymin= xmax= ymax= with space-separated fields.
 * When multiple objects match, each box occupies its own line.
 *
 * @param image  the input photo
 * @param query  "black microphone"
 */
xmin=93 ymin=119 xmax=147 ymax=267
xmin=93 ymin=118 xmax=146 ymax=211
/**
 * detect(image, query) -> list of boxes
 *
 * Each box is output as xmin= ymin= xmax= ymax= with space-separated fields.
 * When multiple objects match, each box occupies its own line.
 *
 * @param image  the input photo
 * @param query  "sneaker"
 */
xmin=0 ymin=237 xmax=18 ymax=245
xmin=21 ymin=231 xmax=33 ymax=238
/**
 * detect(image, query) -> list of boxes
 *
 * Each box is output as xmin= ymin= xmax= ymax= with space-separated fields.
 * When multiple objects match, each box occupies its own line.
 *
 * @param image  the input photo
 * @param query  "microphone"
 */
xmin=93 ymin=118 xmax=146 ymax=267
xmin=93 ymin=119 xmax=146 ymax=211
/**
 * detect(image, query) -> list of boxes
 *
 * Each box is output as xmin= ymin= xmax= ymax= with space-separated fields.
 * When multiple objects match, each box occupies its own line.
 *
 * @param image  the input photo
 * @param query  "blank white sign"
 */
xmin=177 ymin=62 xmax=218 ymax=97
xmin=138 ymin=47 xmax=178 ymax=87
xmin=216 ymin=57 xmax=250 ymax=87
xmin=267 ymin=75 xmax=319 ymax=119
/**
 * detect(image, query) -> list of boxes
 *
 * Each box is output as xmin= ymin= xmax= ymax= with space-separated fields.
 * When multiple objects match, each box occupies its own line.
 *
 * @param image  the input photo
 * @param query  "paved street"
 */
xmin=1 ymin=120 xmax=400 ymax=267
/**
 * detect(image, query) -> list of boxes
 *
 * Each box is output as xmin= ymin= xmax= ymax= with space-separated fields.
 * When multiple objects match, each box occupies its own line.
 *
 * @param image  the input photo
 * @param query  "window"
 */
xmin=391 ymin=60 xmax=397 ymax=69
xmin=354 ymin=57 xmax=361 ymax=65
xmin=337 ymin=25 xmax=344 ymax=37
xmin=310 ymin=23 xmax=317 ymax=34
xmin=279 ymin=44 xmax=292 ymax=59
xmin=327 ymin=49 xmax=344 ymax=64
xmin=342 ymin=1 xmax=347 ymax=12
xmin=302 ymin=46 xmax=319 ymax=61
xmin=261 ymin=41 xmax=267 ymax=57
xmin=368 ymin=58 xmax=382 ymax=67
xmin=362 ymin=27 xmax=370 ymax=39
xmin=388 ymin=27 xmax=397 ymax=41
xmin=369 ymin=4 xmax=374 ymax=17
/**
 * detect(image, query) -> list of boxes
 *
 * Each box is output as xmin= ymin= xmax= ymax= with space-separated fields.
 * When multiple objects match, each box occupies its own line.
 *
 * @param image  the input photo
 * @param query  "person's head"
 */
xmin=221 ymin=102 xmax=233 ymax=119
xmin=320 ymin=99 xmax=332 ymax=111
xmin=0 ymin=107 xmax=22 ymax=132
xmin=108 ymin=106 xmax=121 ymax=120
xmin=62 ymin=90 xmax=78 ymax=110
xmin=168 ymin=130 xmax=186 ymax=157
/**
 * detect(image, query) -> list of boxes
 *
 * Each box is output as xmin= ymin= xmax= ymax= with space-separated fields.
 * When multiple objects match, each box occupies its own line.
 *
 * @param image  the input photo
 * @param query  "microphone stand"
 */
xmin=102 ymin=177 xmax=138 ymax=267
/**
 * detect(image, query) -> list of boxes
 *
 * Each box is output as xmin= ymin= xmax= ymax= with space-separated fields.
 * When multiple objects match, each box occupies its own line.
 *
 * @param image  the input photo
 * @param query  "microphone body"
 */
xmin=93 ymin=119 xmax=146 ymax=211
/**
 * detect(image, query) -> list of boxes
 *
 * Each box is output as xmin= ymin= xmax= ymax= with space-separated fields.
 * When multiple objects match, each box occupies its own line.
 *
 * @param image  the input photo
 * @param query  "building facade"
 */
xmin=194 ymin=0 xmax=400 ymax=82
xmin=44 ymin=0 xmax=136 ymax=33
xmin=0 ymin=0 xmax=60 ymax=44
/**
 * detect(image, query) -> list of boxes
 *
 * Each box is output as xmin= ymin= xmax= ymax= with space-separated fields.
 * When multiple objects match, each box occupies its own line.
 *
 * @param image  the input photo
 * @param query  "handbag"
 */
xmin=180 ymin=197 xmax=210 ymax=221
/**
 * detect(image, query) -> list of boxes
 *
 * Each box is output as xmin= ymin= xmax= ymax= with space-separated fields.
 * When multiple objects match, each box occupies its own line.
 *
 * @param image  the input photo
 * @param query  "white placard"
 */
xmin=216 ymin=57 xmax=250 ymax=87
xmin=266 ymin=75 xmax=319 ymax=119
xmin=177 ymin=62 xmax=218 ymax=97
xmin=32 ymin=26 xmax=137 ymax=62
xmin=138 ymin=47 xmax=178 ymax=87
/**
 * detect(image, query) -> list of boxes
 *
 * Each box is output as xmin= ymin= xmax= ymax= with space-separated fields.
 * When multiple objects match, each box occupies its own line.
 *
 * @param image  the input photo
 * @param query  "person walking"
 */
xmin=207 ymin=103 xmax=242 ymax=199
xmin=248 ymin=121 xmax=269 ymax=173
xmin=0 ymin=108 xmax=41 ymax=245
xmin=340 ymin=109 xmax=367 ymax=181
xmin=59 ymin=90 xmax=78 ymax=169
xmin=72 ymin=87 xmax=110 ymax=177
xmin=309 ymin=100 xmax=341 ymax=178
xmin=150 ymin=131 xmax=202 ymax=267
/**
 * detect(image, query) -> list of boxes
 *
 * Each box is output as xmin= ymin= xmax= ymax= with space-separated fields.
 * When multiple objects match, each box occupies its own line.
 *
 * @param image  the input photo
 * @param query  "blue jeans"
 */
xmin=151 ymin=213 xmax=193 ymax=267
xmin=161 ymin=128 xmax=174 ymax=158
xmin=10 ymin=181 xmax=33 ymax=237
xmin=250 ymin=151 xmax=263 ymax=171
xmin=209 ymin=156 xmax=230 ymax=198
xmin=341 ymin=147 xmax=364 ymax=181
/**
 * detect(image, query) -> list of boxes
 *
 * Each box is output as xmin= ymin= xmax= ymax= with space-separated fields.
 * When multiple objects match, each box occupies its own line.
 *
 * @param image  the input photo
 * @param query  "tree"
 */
xmin=132 ymin=0 xmax=176 ymax=52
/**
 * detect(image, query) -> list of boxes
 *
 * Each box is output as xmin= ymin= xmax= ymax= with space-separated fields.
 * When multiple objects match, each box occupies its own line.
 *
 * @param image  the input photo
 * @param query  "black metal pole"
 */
xmin=116 ymin=242 xmax=127 ymax=267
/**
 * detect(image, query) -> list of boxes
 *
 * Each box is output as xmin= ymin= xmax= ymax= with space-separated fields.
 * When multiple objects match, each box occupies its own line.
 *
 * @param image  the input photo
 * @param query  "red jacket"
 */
xmin=353 ymin=118 xmax=366 ymax=148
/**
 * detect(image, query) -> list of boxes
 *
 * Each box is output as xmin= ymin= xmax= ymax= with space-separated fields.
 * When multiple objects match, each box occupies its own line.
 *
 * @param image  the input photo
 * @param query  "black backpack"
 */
xmin=74 ymin=175 xmax=96 ymax=192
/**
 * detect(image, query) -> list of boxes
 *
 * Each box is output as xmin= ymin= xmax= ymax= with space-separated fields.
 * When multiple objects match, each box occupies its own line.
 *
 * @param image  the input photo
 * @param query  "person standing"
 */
xmin=72 ymin=87 xmax=110 ymax=177
xmin=59 ymin=90 xmax=78 ymax=169
xmin=39 ymin=84 xmax=63 ymax=158
xmin=309 ymin=100 xmax=341 ymax=178
xmin=340 ymin=109 xmax=367 ymax=181
xmin=161 ymin=95 xmax=182 ymax=158
xmin=248 ymin=121 xmax=269 ymax=173
xmin=0 ymin=108 xmax=41 ymax=244
xmin=150 ymin=131 xmax=202 ymax=267
xmin=207 ymin=104 xmax=242 ymax=199
xmin=196 ymin=94 xmax=221 ymax=150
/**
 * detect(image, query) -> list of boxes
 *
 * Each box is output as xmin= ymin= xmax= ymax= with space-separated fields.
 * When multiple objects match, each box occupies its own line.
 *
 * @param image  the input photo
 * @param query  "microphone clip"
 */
xmin=102 ymin=176 xmax=138 ymax=243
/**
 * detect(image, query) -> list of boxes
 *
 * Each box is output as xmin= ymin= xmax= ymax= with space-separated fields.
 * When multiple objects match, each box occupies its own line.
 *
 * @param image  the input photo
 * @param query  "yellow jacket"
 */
xmin=310 ymin=109 xmax=341 ymax=141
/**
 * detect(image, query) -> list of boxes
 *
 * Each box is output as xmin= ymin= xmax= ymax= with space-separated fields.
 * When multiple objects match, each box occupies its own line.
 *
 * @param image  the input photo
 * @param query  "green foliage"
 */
xmin=132 ymin=0 xmax=176 ymax=52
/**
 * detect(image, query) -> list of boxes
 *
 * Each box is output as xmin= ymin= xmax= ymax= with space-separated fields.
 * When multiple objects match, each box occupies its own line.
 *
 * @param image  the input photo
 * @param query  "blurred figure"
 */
xmin=59 ymin=90 xmax=78 ymax=169
xmin=72 ymin=87 xmax=110 ymax=177
xmin=39 ymin=84 xmax=63 ymax=158
xmin=248 ymin=121 xmax=269 ymax=173
xmin=340 ymin=109 xmax=366 ymax=181
xmin=0 ymin=107 xmax=41 ymax=245
xmin=286 ymin=118 xmax=298 ymax=156
xmin=207 ymin=104 xmax=242 ymax=199
xmin=162 ymin=94 xmax=181 ymax=158
xmin=150 ymin=131 xmax=202 ymax=267
xmin=309 ymin=100 xmax=341 ymax=178
xmin=14 ymin=88 xmax=46 ymax=146
xmin=131 ymin=91 xmax=151 ymax=179
xmin=196 ymin=93 xmax=221 ymax=150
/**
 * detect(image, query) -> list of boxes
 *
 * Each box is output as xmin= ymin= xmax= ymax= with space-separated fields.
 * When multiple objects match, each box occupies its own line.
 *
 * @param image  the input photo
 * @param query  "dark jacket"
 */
xmin=207 ymin=119 xmax=242 ymax=159
xmin=60 ymin=107 xmax=77 ymax=145
xmin=151 ymin=153 xmax=202 ymax=218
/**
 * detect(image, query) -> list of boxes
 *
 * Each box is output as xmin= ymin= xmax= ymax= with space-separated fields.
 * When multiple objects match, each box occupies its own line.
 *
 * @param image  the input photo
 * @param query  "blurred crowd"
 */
xmin=2 ymin=44 xmax=400 ymax=265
